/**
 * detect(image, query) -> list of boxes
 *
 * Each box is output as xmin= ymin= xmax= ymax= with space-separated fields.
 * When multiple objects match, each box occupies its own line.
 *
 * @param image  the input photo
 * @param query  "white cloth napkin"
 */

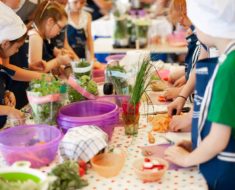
xmin=59 ymin=125 xmax=108 ymax=162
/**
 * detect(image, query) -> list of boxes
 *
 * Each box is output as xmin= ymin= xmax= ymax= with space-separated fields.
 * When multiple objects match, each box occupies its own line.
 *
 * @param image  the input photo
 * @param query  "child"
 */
xmin=164 ymin=0 xmax=208 ymax=100
xmin=165 ymin=0 xmax=235 ymax=189
xmin=28 ymin=1 xmax=73 ymax=73
xmin=0 ymin=2 xmax=26 ymax=128
xmin=67 ymin=0 xmax=95 ymax=61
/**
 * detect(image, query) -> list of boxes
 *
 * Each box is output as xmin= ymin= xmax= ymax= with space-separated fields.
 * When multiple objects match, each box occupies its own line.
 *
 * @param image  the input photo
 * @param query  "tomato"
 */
xmin=79 ymin=167 xmax=86 ymax=177
xmin=78 ymin=160 xmax=87 ymax=170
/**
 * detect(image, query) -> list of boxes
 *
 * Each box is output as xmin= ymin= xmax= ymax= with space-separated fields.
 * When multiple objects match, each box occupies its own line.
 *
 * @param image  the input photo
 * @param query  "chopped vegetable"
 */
xmin=48 ymin=161 xmax=88 ymax=190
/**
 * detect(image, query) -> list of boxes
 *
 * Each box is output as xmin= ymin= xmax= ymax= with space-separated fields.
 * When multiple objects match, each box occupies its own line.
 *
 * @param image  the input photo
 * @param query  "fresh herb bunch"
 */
xmin=114 ymin=19 xmax=128 ymax=39
xmin=106 ymin=62 xmax=129 ymax=95
xmin=73 ymin=59 xmax=91 ymax=79
xmin=68 ymin=75 xmax=98 ymax=102
xmin=130 ymin=57 xmax=153 ymax=105
xmin=28 ymin=75 xmax=63 ymax=125
xmin=48 ymin=161 xmax=88 ymax=190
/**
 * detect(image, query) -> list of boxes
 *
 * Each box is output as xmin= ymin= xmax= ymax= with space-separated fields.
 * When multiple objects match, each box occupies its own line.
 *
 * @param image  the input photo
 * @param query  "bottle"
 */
xmin=103 ymin=82 xmax=114 ymax=95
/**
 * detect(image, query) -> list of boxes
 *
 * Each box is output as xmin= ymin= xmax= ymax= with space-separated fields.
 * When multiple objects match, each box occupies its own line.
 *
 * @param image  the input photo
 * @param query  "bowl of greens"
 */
xmin=71 ymin=59 xmax=91 ymax=80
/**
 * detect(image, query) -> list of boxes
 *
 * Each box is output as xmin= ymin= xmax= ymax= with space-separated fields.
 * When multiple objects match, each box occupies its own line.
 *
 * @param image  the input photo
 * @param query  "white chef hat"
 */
xmin=187 ymin=0 xmax=235 ymax=39
xmin=0 ymin=2 xmax=27 ymax=44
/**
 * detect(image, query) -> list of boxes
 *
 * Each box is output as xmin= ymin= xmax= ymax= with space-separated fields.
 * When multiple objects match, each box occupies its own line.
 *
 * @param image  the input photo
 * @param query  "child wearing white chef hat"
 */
xmin=0 ymin=1 xmax=27 ymax=127
xmin=165 ymin=0 xmax=235 ymax=189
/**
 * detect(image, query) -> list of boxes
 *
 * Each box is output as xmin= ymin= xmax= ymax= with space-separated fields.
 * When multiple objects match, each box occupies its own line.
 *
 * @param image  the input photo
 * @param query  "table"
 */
xmin=94 ymin=38 xmax=188 ymax=54
xmin=0 ymin=113 xmax=207 ymax=190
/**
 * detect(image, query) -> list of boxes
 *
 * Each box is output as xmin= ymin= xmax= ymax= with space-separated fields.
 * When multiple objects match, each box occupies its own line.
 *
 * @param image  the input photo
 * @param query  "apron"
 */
xmin=67 ymin=24 xmax=87 ymax=59
xmin=185 ymin=32 xmax=200 ymax=81
xmin=0 ymin=66 xmax=16 ymax=128
xmin=9 ymin=39 xmax=29 ymax=109
xmin=193 ymin=43 xmax=235 ymax=190
xmin=85 ymin=0 xmax=103 ymax=21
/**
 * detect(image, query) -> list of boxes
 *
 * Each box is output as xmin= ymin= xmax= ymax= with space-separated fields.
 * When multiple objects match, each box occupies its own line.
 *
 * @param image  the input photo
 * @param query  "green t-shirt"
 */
xmin=207 ymin=50 xmax=235 ymax=137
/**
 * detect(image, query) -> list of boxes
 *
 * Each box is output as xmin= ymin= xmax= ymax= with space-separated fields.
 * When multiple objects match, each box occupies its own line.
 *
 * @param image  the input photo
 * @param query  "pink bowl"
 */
xmin=105 ymin=54 xmax=126 ymax=63
xmin=0 ymin=125 xmax=62 ymax=168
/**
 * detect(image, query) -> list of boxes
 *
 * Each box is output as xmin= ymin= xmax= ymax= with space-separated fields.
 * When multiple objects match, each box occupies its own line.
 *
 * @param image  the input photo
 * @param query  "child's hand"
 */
xmin=164 ymin=145 xmax=190 ymax=167
xmin=173 ymin=76 xmax=186 ymax=87
xmin=167 ymin=96 xmax=186 ymax=116
xmin=169 ymin=114 xmax=192 ymax=132
xmin=176 ymin=140 xmax=192 ymax=152
xmin=7 ymin=107 xmax=25 ymax=124
xmin=163 ymin=87 xmax=181 ymax=100
xmin=30 ymin=60 xmax=47 ymax=72
xmin=57 ymin=54 xmax=73 ymax=66
xmin=4 ymin=91 xmax=16 ymax=107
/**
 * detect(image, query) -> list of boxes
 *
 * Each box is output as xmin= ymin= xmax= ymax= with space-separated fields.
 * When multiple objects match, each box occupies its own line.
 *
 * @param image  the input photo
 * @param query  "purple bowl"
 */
xmin=57 ymin=100 xmax=119 ymax=138
xmin=0 ymin=125 xmax=62 ymax=168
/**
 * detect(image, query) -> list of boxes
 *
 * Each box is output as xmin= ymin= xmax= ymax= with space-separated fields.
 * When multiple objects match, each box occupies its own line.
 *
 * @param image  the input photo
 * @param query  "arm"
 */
xmin=86 ymin=13 xmax=95 ymax=61
xmin=93 ymin=0 xmax=112 ymax=10
xmin=28 ymin=33 xmax=59 ymax=72
xmin=167 ymin=69 xmax=195 ymax=115
xmin=3 ymin=63 xmax=43 ymax=81
xmin=0 ymin=105 xmax=24 ymax=120
xmin=165 ymin=123 xmax=231 ymax=167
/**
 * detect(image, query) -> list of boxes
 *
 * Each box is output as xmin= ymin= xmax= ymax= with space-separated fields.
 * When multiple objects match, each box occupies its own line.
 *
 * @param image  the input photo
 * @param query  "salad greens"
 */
xmin=0 ymin=178 xmax=39 ymax=190
xmin=68 ymin=75 xmax=98 ymax=102
xmin=28 ymin=75 xmax=63 ymax=125
xmin=48 ymin=161 xmax=88 ymax=190
xmin=73 ymin=59 xmax=91 ymax=79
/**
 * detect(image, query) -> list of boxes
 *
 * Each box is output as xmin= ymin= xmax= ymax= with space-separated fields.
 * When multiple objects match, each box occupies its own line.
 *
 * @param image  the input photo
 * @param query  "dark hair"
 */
xmin=33 ymin=1 xmax=67 ymax=28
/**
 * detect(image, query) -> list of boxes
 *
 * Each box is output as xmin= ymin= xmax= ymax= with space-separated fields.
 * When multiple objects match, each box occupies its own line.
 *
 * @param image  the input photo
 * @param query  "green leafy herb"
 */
xmin=68 ymin=75 xmax=98 ymax=102
xmin=28 ymin=75 xmax=63 ymax=125
xmin=130 ymin=57 xmax=153 ymax=105
xmin=48 ymin=161 xmax=88 ymax=190
xmin=73 ymin=59 xmax=91 ymax=79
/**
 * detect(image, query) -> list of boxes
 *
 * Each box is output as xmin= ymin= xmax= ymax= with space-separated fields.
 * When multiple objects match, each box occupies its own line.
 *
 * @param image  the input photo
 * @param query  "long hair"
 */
xmin=168 ymin=0 xmax=187 ymax=25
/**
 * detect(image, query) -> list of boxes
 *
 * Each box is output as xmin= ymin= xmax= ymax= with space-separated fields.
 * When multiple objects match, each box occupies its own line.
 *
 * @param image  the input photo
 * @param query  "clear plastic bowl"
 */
xmin=133 ymin=157 xmax=169 ymax=182
xmin=0 ymin=125 xmax=62 ymax=168
xmin=91 ymin=150 xmax=125 ymax=178
xmin=57 ymin=100 xmax=119 ymax=139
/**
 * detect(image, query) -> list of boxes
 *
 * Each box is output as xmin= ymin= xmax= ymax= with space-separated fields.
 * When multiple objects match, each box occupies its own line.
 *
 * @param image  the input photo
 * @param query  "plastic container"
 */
xmin=57 ymin=100 xmax=119 ymax=138
xmin=91 ymin=150 xmax=125 ymax=178
xmin=133 ymin=157 xmax=168 ymax=182
xmin=0 ymin=162 xmax=46 ymax=183
xmin=0 ymin=125 xmax=62 ymax=168
xmin=96 ymin=95 xmax=130 ymax=108
xmin=105 ymin=54 xmax=126 ymax=63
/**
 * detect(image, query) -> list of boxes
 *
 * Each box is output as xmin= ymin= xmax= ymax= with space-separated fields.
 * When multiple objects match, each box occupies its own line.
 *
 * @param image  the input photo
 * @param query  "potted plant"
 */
xmin=122 ymin=57 xmax=153 ymax=135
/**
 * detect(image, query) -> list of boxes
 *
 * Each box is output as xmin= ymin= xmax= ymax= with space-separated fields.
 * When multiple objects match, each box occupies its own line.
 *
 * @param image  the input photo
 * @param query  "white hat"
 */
xmin=0 ymin=2 xmax=27 ymax=44
xmin=187 ymin=0 xmax=235 ymax=39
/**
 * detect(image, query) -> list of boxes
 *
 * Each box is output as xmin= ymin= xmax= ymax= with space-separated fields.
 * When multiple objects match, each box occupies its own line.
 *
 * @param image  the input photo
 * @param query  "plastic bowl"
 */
xmin=57 ymin=100 xmax=119 ymax=138
xmin=91 ymin=150 xmax=125 ymax=178
xmin=133 ymin=157 xmax=168 ymax=182
xmin=0 ymin=125 xmax=62 ymax=168
xmin=105 ymin=54 xmax=126 ymax=63
xmin=0 ymin=166 xmax=46 ymax=183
